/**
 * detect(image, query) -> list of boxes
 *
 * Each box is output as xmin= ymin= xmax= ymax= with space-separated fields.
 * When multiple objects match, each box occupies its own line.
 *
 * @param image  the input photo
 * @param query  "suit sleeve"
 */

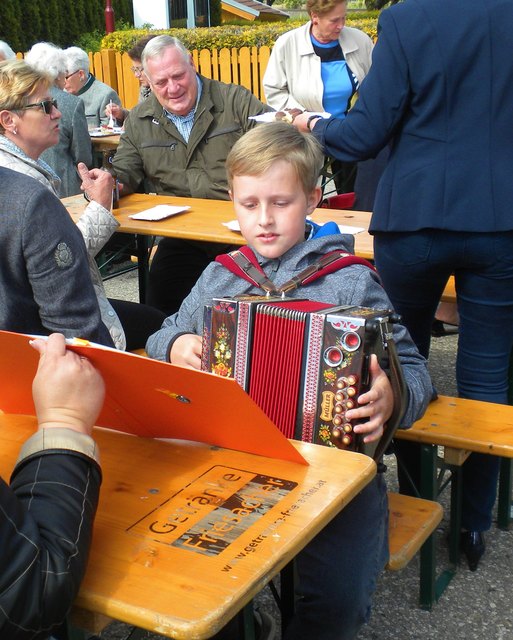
xmin=0 ymin=445 xmax=101 ymax=639
xmin=22 ymin=188 xmax=111 ymax=344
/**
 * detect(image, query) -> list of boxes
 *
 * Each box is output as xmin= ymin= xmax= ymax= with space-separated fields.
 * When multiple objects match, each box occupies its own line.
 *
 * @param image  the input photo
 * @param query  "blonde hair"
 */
xmin=0 ymin=59 xmax=52 ymax=132
xmin=306 ymin=0 xmax=347 ymax=16
xmin=226 ymin=122 xmax=324 ymax=195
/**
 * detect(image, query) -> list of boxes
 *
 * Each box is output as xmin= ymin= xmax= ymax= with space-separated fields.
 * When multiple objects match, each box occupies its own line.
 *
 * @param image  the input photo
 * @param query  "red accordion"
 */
xmin=201 ymin=296 xmax=406 ymax=460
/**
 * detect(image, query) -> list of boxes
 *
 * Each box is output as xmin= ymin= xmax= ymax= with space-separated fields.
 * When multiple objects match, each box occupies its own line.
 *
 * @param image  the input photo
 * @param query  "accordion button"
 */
xmin=343 ymin=423 xmax=353 ymax=433
xmin=333 ymin=415 xmax=343 ymax=426
xmin=347 ymin=375 xmax=358 ymax=385
xmin=342 ymin=434 xmax=353 ymax=446
xmin=347 ymin=387 xmax=357 ymax=397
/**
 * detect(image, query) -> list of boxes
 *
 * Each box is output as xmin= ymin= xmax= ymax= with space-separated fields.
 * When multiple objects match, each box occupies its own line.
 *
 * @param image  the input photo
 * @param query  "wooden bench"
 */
xmin=394 ymin=394 xmax=513 ymax=606
xmin=387 ymin=492 xmax=443 ymax=571
xmin=441 ymin=276 xmax=456 ymax=303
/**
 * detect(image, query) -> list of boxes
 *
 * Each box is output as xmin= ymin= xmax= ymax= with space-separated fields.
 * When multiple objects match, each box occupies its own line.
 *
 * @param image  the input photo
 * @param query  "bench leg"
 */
xmin=418 ymin=444 xmax=439 ymax=609
xmin=497 ymin=457 xmax=512 ymax=530
xmin=418 ymin=444 xmax=459 ymax=609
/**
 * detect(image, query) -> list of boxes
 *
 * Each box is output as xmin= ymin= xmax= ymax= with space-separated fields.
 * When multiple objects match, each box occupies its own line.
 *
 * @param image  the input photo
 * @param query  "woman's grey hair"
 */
xmin=63 ymin=46 xmax=90 ymax=74
xmin=141 ymin=35 xmax=189 ymax=70
xmin=25 ymin=42 xmax=66 ymax=81
xmin=0 ymin=40 xmax=16 ymax=61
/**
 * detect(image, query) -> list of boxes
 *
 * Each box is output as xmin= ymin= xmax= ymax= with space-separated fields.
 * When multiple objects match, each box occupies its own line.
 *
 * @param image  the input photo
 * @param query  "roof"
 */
xmin=221 ymin=0 xmax=289 ymax=21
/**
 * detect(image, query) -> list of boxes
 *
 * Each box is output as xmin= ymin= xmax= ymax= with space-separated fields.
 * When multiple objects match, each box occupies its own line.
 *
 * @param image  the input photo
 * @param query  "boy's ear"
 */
xmin=306 ymin=186 xmax=322 ymax=214
xmin=228 ymin=189 xmax=233 ymax=202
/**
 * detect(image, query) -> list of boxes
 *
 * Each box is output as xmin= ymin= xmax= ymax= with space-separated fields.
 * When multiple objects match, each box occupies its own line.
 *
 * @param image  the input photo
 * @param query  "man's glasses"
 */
xmin=130 ymin=65 xmax=144 ymax=76
xmin=65 ymin=69 xmax=80 ymax=80
xmin=20 ymin=99 xmax=58 ymax=115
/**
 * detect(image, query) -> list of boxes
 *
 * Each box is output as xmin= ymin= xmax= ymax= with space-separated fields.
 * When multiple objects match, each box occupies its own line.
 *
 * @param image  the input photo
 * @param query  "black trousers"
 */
xmin=146 ymin=238 xmax=236 ymax=317
xmin=108 ymin=298 xmax=167 ymax=351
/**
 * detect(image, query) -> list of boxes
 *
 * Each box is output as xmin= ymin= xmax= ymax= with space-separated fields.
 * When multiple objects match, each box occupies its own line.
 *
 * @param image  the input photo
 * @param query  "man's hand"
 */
xmin=345 ymin=355 xmax=394 ymax=444
xmin=30 ymin=334 xmax=105 ymax=436
xmin=77 ymin=162 xmax=114 ymax=211
xmin=170 ymin=334 xmax=203 ymax=369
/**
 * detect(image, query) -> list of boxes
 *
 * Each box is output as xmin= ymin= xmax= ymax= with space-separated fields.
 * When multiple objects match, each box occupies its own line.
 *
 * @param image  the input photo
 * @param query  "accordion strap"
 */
xmin=215 ymin=246 xmax=376 ymax=295
xmin=216 ymin=246 xmax=279 ymax=294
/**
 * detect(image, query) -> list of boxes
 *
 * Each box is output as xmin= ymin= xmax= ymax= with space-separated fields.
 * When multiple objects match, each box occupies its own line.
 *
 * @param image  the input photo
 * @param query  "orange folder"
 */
xmin=0 ymin=330 xmax=306 ymax=465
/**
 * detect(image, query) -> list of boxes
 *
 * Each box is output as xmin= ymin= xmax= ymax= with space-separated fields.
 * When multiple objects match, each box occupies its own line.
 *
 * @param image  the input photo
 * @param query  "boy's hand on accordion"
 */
xmin=170 ymin=334 xmax=203 ymax=369
xmin=345 ymin=355 xmax=394 ymax=444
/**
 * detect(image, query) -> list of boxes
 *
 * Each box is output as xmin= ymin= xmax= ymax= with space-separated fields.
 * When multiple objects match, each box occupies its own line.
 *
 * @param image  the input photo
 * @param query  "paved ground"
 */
xmin=96 ymin=271 xmax=513 ymax=640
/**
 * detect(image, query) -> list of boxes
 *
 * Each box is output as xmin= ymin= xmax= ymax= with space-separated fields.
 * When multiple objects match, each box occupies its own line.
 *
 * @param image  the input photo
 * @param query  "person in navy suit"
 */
xmin=295 ymin=0 xmax=513 ymax=571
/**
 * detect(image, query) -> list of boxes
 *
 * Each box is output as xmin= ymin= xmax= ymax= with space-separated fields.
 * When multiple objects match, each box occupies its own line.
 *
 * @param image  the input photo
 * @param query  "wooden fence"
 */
xmin=88 ymin=47 xmax=272 ymax=109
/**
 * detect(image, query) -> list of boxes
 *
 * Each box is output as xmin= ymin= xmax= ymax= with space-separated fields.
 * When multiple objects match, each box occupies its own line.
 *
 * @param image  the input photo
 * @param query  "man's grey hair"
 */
xmin=0 ymin=40 xmax=16 ymax=61
xmin=141 ymin=35 xmax=189 ymax=71
xmin=63 ymin=46 xmax=90 ymax=74
xmin=25 ymin=42 xmax=66 ymax=81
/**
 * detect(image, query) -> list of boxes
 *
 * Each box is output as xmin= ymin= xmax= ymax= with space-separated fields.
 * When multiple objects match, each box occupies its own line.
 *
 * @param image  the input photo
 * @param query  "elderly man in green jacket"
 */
xmin=113 ymin=35 xmax=272 ymax=315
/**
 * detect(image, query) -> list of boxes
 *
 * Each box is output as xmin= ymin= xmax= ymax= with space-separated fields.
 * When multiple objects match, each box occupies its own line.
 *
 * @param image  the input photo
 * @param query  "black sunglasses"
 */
xmin=21 ymin=99 xmax=58 ymax=115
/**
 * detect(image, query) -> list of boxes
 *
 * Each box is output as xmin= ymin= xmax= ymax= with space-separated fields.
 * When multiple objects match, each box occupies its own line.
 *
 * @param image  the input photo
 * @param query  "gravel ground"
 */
xmin=96 ymin=271 xmax=513 ymax=640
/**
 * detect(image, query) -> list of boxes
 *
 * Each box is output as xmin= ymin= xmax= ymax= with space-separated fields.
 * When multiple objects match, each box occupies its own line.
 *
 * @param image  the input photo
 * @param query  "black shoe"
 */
xmin=431 ymin=319 xmax=459 ymax=337
xmin=460 ymin=530 xmax=485 ymax=571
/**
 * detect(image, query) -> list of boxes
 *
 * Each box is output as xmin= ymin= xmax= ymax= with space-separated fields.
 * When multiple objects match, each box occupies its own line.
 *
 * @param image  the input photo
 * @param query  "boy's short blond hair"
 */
xmin=226 ymin=122 xmax=324 ymax=195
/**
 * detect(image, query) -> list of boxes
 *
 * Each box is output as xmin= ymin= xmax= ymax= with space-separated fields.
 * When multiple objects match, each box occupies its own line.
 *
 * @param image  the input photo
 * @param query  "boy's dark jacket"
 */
xmin=147 ymin=226 xmax=432 ymax=428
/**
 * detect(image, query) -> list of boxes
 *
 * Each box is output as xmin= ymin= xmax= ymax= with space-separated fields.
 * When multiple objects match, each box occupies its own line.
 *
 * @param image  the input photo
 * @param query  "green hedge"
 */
xmin=101 ymin=14 xmax=379 ymax=52
xmin=0 ymin=0 xmax=134 ymax=52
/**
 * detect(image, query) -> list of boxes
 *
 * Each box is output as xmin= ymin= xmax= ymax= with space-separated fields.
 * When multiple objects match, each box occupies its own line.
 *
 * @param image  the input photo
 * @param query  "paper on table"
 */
xmin=223 ymin=220 xmax=364 ymax=235
xmin=249 ymin=111 xmax=330 ymax=123
xmin=129 ymin=205 xmax=191 ymax=221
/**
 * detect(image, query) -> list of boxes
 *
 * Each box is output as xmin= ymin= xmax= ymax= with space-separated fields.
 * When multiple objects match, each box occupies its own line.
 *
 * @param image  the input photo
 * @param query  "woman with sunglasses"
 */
xmin=25 ymin=42 xmax=92 ymax=198
xmin=0 ymin=59 xmax=166 ymax=351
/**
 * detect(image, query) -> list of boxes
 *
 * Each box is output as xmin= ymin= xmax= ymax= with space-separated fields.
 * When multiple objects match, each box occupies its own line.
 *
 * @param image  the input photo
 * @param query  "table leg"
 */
xmin=239 ymin=603 xmax=257 ymax=640
xmin=497 ymin=457 xmax=512 ymax=530
xmin=135 ymin=234 xmax=152 ymax=304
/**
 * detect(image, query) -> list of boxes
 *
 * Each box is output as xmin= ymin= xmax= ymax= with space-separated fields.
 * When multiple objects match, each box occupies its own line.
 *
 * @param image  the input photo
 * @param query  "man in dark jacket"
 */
xmin=113 ymin=35 xmax=272 ymax=315
xmin=0 ymin=333 xmax=104 ymax=639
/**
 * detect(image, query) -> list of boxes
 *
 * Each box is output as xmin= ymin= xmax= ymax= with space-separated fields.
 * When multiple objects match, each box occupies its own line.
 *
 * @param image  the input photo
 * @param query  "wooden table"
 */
xmin=90 ymin=133 xmax=121 ymax=153
xmin=62 ymin=193 xmax=373 ymax=302
xmin=0 ymin=413 xmax=376 ymax=640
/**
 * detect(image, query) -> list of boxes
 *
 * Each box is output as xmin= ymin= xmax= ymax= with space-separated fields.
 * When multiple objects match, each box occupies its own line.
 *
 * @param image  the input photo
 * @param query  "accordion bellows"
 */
xmin=202 ymin=296 xmax=406 ymax=460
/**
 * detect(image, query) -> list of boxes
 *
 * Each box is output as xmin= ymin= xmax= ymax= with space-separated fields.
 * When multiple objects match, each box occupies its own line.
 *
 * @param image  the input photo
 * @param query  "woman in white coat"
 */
xmin=263 ymin=0 xmax=383 ymax=201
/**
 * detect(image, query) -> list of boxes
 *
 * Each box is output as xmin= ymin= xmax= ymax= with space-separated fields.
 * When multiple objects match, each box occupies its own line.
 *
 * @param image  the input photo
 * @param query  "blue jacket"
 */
xmin=314 ymin=0 xmax=513 ymax=233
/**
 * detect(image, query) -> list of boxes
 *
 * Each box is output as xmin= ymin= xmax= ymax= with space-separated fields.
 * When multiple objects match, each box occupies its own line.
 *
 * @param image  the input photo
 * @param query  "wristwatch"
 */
xmin=307 ymin=114 xmax=321 ymax=131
